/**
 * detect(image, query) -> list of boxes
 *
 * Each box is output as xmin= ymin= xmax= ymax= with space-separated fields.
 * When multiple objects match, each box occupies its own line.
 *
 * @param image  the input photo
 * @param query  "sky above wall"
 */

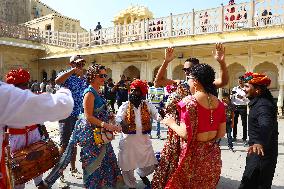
xmin=40 ymin=0 xmax=249 ymax=30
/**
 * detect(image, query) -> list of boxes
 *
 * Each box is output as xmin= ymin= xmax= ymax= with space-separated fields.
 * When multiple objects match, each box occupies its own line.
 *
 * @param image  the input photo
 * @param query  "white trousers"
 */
xmin=122 ymin=165 xmax=155 ymax=188
xmin=9 ymin=128 xmax=43 ymax=189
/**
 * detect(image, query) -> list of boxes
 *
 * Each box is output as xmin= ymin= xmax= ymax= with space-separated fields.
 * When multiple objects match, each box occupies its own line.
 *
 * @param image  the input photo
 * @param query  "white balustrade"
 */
xmin=1 ymin=0 xmax=283 ymax=48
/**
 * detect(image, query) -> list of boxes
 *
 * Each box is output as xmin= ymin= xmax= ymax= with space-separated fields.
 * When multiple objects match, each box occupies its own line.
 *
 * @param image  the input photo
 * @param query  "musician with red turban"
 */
xmin=239 ymin=72 xmax=278 ymax=189
xmin=5 ymin=69 xmax=49 ymax=189
xmin=116 ymin=79 xmax=161 ymax=189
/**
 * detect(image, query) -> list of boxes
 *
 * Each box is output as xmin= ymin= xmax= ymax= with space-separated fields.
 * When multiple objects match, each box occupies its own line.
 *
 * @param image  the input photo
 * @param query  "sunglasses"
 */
xmin=182 ymin=67 xmax=191 ymax=73
xmin=186 ymin=76 xmax=195 ymax=80
xmin=97 ymin=74 xmax=108 ymax=78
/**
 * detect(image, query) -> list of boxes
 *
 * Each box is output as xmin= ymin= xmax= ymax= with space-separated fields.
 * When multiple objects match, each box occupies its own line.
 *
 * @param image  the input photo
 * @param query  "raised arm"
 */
xmin=154 ymin=48 xmax=178 ymax=87
xmin=55 ymin=68 xmax=82 ymax=85
xmin=0 ymin=82 xmax=74 ymax=126
xmin=212 ymin=43 xmax=229 ymax=88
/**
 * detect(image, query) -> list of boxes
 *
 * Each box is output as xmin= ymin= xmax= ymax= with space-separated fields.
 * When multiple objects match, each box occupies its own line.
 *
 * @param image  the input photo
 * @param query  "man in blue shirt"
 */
xmin=55 ymin=55 xmax=87 ymax=188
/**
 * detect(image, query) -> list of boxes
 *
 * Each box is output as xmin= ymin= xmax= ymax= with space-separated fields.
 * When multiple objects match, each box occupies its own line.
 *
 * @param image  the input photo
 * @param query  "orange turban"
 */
xmin=243 ymin=72 xmax=271 ymax=87
xmin=130 ymin=79 xmax=148 ymax=96
xmin=6 ymin=68 xmax=30 ymax=85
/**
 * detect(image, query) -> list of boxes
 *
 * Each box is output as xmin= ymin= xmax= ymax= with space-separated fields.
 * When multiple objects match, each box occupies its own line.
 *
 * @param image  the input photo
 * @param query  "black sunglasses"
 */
xmin=98 ymin=74 xmax=108 ymax=78
xmin=182 ymin=67 xmax=191 ymax=73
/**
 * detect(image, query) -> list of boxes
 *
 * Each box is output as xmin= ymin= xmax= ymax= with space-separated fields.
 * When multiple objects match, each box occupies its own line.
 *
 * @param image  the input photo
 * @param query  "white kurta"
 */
xmin=116 ymin=100 xmax=161 ymax=171
xmin=0 ymin=81 xmax=74 ymax=160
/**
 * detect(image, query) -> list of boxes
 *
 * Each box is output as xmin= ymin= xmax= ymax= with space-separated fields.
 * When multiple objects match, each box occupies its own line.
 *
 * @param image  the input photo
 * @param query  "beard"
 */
xmin=129 ymin=94 xmax=143 ymax=108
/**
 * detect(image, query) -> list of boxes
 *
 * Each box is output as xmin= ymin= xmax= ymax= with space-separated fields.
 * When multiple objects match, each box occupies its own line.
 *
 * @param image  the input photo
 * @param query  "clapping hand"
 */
xmin=161 ymin=115 xmax=176 ymax=128
xmin=212 ymin=43 xmax=225 ymax=64
xmin=164 ymin=47 xmax=175 ymax=63
xmin=247 ymin=144 xmax=264 ymax=156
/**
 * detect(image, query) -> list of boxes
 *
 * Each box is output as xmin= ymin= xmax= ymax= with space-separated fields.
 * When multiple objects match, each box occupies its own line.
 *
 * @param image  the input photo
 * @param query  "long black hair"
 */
xmin=190 ymin=63 xmax=218 ymax=96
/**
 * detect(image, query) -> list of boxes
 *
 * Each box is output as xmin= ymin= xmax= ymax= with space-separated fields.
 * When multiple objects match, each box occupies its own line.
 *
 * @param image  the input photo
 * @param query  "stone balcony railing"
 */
xmin=1 ymin=0 xmax=284 ymax=48
xmin=0 ymin=21 xmax=40 ymax=42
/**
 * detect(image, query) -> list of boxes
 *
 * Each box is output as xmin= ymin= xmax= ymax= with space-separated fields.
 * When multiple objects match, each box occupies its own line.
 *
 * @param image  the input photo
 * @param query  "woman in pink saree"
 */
xmin=152 ymin=64 xmax=226 ymax=189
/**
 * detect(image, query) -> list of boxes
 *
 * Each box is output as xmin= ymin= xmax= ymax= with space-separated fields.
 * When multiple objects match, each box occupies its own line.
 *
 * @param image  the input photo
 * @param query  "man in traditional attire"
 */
xmin=116 ymin=79 xmax=161 ymax=189
xmin=239 ymin=72 xmax=278 ymax=189
xmin=0 ymin=73 xmax=73 ymax=188
xmin=5 ymin=69 xmax=49 ymax=189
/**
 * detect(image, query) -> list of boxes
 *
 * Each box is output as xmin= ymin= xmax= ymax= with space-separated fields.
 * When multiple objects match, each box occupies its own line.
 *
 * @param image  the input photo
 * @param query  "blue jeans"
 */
xmin=226 ymin=121 xmax=233 ymax=148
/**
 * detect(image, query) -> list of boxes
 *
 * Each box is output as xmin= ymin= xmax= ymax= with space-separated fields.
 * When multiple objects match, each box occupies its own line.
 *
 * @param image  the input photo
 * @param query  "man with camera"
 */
xmin=112 ymin=75 xmax=129 ymax=108
xmin=231 ymin=76 xmax=250 ymax=145
xmin=55 ymin=55 xmax=87 ymax=188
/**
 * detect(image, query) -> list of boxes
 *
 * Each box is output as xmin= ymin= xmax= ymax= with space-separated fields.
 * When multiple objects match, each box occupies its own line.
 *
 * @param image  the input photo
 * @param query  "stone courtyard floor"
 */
xmin=25 ymin=118 xmax=284 ymax=189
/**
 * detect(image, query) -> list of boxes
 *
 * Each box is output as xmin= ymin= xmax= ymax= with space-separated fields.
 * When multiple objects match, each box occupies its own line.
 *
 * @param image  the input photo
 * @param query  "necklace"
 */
xmin=207 ymin=94 xmax=214 ymax=126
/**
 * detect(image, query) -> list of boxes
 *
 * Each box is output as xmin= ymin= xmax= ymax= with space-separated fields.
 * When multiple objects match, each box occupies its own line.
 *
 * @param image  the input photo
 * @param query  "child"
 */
xmin=222 ymin=92 xmax=235 ymax=152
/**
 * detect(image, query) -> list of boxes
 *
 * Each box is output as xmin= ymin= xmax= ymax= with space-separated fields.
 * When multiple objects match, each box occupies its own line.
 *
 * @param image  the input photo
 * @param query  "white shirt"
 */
xmin=231 ymin=85 xmax=249 ymax=106
xmin=0 ymin=81 xmax=74 ymax=159
xmin=115 ymin=100 xmax=161 ymax=171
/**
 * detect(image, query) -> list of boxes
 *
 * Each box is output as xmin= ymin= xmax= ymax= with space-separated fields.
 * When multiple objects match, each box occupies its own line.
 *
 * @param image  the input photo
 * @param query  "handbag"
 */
xmin=93 ymin=127 xmax=114 ymax=145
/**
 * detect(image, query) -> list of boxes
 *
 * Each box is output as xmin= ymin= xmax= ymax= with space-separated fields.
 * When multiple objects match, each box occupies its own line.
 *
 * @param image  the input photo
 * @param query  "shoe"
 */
xmin=232 ymin=138 xmax=237 ymax=142
xmin=70 ymin=168 xmax=83 ymax=179
xmin=156 ymin=135 xmax=161 ymax=139
xmin=228 ymin=146 xmax=235 ymax=152
xmin=57 ymin=176 xmax=69 ymax=189
xmin=140 ymin=176 xmax=151 ymax=187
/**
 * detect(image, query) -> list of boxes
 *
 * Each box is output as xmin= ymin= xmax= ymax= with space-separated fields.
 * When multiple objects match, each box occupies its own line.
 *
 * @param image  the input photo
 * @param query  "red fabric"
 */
xmin=130 ymin=79 xmax=148 ymax=96
xmin=5 ymin=68 xmax=30 ymax=85
xmin=7 ymin=125 xmax=38 ymax=147
xmin=164 ymin=96 xmax=222 ymax=188
xmin=196 ymin=101 xmax=226 ymax=133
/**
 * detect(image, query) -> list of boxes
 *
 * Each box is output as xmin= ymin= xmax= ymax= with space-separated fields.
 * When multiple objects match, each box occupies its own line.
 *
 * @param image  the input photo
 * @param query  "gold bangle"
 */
xmin=100 ymin=121 xmax=105 ymax=127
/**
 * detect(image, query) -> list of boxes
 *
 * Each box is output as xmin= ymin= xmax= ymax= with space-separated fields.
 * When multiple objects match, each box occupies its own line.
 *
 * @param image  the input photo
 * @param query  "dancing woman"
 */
xmin=45 ymin=64 xmax=123 ymax=189
xmin=152 ymin=64 xmax=226 ymax=188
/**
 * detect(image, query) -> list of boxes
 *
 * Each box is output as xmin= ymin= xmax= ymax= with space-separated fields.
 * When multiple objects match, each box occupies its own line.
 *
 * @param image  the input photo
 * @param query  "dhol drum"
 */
xmin=8 ymin=139 xmax=59 ymax=185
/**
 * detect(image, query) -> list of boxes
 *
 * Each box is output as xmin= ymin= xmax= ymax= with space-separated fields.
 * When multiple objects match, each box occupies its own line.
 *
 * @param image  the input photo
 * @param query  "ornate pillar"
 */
xmin=140 ymin=62 xmax=147 ymax=81
xmin=111 ymin=62 xmax=122 ymax=83
xmin=277 ymin=81 xmax=284 ymax=117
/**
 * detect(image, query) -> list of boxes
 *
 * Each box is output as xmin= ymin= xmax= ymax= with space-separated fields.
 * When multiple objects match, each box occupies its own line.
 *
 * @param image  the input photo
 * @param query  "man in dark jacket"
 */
xmin=239 ymin=72 xmax=278 ymax=189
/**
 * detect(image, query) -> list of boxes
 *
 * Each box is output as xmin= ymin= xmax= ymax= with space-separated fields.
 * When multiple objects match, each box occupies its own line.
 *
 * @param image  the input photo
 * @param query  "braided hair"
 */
xmin=190 ymin=63 xmax=218 ymax=96
xmin=86 ymin=63 xmax=106 ymax=84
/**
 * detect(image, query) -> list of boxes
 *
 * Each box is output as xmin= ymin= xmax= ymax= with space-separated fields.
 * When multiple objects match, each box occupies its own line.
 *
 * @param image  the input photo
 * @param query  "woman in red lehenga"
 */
xmin=152 ymin=63 xmax=226 ymax=189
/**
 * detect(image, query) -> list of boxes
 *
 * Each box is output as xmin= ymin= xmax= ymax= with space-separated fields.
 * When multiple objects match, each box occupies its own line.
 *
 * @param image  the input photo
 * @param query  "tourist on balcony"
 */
xmin=55 ymin=55 xmax=88 ymax=188
xmin=154 ymin=43 xmax=228 ymax=90
xmin=239 ymin=72 xmax=278 ymax=189
xmin=152 ymin=64 xmax=226 ymax=188
xmin=44 ymin=64 xmax=123 ymax=189
xmin=116 ymin=79 xmax=161 ymax=189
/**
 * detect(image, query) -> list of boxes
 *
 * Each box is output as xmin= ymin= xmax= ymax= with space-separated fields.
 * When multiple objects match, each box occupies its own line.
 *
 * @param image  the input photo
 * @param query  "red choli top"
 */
xmin=178 ymin=97 xmax=226 ymax=141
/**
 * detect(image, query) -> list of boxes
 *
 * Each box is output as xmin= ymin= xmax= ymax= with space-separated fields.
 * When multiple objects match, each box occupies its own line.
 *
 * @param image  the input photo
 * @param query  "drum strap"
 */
xmin=7 ymin=125 xmax=38 ymax=147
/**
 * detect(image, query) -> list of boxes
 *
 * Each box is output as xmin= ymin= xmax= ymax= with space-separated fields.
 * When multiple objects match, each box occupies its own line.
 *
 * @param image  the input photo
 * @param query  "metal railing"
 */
xmin=1 ymin=0 xmax=283 ymax=48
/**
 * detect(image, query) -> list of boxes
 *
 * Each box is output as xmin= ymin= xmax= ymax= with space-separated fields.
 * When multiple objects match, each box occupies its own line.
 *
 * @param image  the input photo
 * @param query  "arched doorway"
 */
xmin=153 ymin=66 xmax=167 ymax=81
xmin=106 ymin=68 xmax=112 ymax=79
xmin=123 ymin=65 xmax=140 ymax=80
xmin=227 ymin=63 xmax=246 ymax=89
xmin=51 ymin=70 xmax=57 ymax=80
xmin=172 ymin=65 xmax=185 ymax=80
xmin=254 ymin=62 xmax=278 ymax=89
xmin=42 ymin=70 xmax=47 ymax=81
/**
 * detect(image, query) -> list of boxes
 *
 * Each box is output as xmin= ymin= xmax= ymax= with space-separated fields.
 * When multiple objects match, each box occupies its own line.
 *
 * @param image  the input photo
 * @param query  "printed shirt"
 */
xmin=58 ymin=69 xmax=87 ymax=117
xmin=231 ymin=86 xmax=249 ymax=106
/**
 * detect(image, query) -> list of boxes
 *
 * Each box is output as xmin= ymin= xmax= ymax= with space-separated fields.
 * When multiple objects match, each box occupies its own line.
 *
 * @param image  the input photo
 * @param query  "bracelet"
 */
xmin=100 ymin=121 xmax=105 ymax=128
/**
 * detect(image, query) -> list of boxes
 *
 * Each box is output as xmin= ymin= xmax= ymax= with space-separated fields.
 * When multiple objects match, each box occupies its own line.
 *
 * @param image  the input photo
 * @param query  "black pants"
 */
xmin=233 ymin=106 xmax=247 ymax=140
xmin=239 ymin=151 xmax=278 ymax=189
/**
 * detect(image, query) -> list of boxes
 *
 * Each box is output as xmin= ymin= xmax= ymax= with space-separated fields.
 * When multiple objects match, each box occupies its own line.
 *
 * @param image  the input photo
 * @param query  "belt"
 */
xmin=7 ymin=125 xmax=38 ymax=147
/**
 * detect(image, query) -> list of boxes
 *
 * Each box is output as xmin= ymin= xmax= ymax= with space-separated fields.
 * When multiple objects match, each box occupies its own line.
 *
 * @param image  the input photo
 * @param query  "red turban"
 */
xmin=130 ymin=79 xmax=148 ymax=96
xmin=6 ymin=68 xmax=30 ymax=85
xmin=243 ymin=72 xmax=271 ymax=87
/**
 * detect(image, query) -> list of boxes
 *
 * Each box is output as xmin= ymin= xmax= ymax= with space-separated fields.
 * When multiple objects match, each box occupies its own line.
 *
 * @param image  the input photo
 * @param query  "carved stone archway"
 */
xmin=153 ymin=65 xmax=167 ymax=81
xmin=227 ymin=63 xmax=246 ymax=89
xmin=172 ymin=64 xmax=185 ymax=80
xmin=106 ymin=68 xmax=112 ymax=79
xmin=254 ymin=62 xmax=278 ymax=89
xmin=123 ymin=65 xmax=140 ymax=80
